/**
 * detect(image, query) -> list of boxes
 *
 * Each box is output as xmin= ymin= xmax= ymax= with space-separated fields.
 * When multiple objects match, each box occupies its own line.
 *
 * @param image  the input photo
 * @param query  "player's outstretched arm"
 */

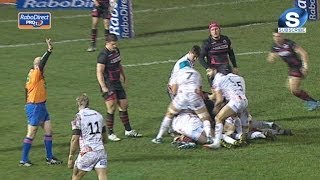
xmin=267 ymin=52 xmax=277 ymax=63
xmin=46 ymin=38 xmax=53 ymax=51
xmin=39 ymin=38 xmax=53 ymax=71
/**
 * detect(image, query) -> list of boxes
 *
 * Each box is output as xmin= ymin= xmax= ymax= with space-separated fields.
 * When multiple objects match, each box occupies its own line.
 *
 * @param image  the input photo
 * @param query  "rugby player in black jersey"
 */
xmin=87 ymin=0 xmax=115 ymax=52
xmin=96 ymin=34 xmax=142 ymax=141
xmin=267 ymin=29 xmax=319 ymax=111
xmin=199 ymin=21 xmax=238 ymax=86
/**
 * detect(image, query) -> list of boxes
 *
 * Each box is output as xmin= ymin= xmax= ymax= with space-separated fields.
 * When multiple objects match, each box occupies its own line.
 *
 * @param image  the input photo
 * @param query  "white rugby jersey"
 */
xmin=172 ymin=67 xmax=202 ymax=92
xmin=212 ymin=73 xmax=246 ymax=100
xmin=172 ymin=113 xmax=202 ymax=132
xmin=168 ymin=54 xmax=193 ymax=86
xmin=71 ymin=108 xmax=105 ymax=152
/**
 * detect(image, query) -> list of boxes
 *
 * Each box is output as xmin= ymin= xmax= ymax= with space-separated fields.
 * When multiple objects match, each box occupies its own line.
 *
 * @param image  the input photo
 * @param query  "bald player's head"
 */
xmin=33 ymin=57 xmax=41 ymax=66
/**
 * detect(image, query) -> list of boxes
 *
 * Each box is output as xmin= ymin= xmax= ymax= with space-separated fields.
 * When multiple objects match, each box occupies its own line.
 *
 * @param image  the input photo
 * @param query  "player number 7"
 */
xmin=186 ymin=72 xmax=193 ymax=79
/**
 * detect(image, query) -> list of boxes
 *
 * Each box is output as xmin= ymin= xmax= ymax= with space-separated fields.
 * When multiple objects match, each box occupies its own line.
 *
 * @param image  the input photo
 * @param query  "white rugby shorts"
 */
xmin=172 ymin=92 xmax=205 ymax=111
xmin=75 ymin=149 xmax=107 ymax=171
xmin=227 ymin=96 xmax=248 ymax=113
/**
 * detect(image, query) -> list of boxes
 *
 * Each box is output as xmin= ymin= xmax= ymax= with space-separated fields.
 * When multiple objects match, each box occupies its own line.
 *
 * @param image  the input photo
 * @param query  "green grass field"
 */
xmin=1 ymin=0 xmax=320 ymax=179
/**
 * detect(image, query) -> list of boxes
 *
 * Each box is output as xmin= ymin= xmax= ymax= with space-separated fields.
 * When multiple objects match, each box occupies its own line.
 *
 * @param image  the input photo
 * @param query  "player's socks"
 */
xmin=104 ymin=29 xmax=110 ymax=40
xmin=156 ymin=116 xmax=171 ymax=139
xmin=214 ymin=123 xmax=223 ymax=144
xmin=265 ymin=122 xmax=274 ymax=128
xmin=44 ymin=134 xmax=53 ymax=160
xmin=234 ymin=133 xmax=243 ymax=140
xmin=106 ymin=113 xmax=115 ymax=135
xmin=119 ymin=111 xmax=132 ymax=131
xmin=203 ymin=120 xmax=212 ymax=138
xmin=91 ymin=29 xmax=97 ymax=47
xmin=250 ymin=131 xmax=266 ymax=139
xmin=293 ymin=90 xmax=316 ymax=101
xmin=203 ymin=123 xmax=223 ymax=149
xmin=234 ymin=118 xmax=243 ymax=135
xmin=21 ymin=137 xmax=33 ymax=162
xmin=222 ymin=134 xmax=236 ymax=144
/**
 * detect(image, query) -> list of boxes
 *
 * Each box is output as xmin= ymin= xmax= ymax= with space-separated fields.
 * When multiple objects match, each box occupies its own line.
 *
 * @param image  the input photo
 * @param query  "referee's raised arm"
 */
xmin=39 ymin=38 xmax=53 ymax=71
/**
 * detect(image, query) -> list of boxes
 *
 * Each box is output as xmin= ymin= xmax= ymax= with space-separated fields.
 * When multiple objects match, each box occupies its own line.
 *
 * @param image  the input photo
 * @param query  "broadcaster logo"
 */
xmin=278 ymin=7 xmax=308 ymax=33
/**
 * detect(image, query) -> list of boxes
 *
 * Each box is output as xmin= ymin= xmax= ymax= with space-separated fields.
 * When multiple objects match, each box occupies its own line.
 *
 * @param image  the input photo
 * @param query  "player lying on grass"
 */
xmin=239 ymin=110 xmax=293 ymax=138
xmin=224 ymin=109 xmax=293 ymax=141
xmin=170 ymin=111 xmax=244 ymax=149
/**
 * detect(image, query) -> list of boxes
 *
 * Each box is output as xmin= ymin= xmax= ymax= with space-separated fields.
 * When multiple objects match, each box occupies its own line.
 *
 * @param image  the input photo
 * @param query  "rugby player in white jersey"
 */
xmin=68 ymin=94 xmax=108 ymax=180
xmin=171 ymin=112 xmax=239 ymax=149
xmin=165 ymin=45 xmax=201 ymax=135
xmin=152 ymin=61 xmax=213 ymax=144
xmin=167 ymin=45 xmax=201 ymax=99
xmin=205 ymin=65 xmax=248 ymax=149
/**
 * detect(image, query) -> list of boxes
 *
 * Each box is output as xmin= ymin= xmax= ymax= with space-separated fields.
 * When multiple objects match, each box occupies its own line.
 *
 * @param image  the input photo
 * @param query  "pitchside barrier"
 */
xmin=294 ymin=0 xmax=319 ymax=20
xmin=2 ymin=0 xmax=134 ymax=38
xmin=0 ymin=0 xmax=16 ymax=4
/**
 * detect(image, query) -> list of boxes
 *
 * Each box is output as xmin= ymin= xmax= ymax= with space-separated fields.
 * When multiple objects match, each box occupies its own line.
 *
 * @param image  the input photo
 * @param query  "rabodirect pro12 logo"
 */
xmin=18 ymin=12 xmax=51 ymax=29
xmin=278 ymin=7 xmax=308 ymax=33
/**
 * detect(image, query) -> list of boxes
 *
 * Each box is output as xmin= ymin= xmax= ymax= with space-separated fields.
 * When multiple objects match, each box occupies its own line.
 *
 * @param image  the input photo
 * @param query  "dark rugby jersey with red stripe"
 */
xmin=271 ymin=39 xmax=302 ymax=68
xmin=97 ymin=47 xmax=123 ymax=90
xmin=201 ymin=35 xmax=232 ymax=67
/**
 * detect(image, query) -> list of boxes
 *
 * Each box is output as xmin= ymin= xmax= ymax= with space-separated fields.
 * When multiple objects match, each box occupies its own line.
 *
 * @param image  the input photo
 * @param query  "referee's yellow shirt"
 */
xmin=25 ymin=68 xmax=47 ymax=103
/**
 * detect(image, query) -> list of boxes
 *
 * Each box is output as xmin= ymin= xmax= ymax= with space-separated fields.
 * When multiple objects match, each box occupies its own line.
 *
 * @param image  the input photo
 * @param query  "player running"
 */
xmin=267 ymin=29 xmax=320 ymax=111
